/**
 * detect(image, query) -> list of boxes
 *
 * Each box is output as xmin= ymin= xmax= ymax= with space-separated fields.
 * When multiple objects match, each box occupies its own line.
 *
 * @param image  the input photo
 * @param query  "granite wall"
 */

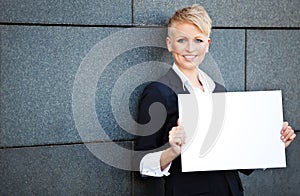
xmin=1 ymin=0 xmax=299 ymax=195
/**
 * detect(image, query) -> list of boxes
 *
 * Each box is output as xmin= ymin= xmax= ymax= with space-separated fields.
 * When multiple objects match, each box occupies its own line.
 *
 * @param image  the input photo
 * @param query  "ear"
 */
xmin=205 ymin=38 xmax=211 ymax=53
xmin=166 ymin=37 xmax=172 ymax=52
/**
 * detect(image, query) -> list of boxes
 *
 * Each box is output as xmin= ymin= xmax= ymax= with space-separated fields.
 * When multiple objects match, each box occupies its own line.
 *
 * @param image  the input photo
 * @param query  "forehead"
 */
xmin=169 ymin=22 xmax=207 ymax=38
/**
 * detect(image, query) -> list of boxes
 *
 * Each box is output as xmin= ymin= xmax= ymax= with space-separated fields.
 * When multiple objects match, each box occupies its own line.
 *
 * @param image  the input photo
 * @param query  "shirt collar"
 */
xmin=172 ymin=63 xmax=216 ymax=93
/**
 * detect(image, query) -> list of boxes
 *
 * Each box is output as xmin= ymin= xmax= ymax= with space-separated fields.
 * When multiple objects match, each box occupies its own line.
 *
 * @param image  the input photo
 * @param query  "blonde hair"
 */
xmin=168 ymin=4 xmax=212 ymax=36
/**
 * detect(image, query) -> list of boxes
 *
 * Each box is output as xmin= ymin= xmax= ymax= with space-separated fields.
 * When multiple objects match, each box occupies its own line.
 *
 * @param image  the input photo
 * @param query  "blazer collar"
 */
xmin=158 ymin=67 xmax=216 ymax=94
xmin=158 ymin=68 xmax=189 ymax=94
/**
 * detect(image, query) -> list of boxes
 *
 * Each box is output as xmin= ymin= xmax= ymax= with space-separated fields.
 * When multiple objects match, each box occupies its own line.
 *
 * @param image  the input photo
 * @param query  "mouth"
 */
xmin=183 ymin=55 xmax=197 ymax=61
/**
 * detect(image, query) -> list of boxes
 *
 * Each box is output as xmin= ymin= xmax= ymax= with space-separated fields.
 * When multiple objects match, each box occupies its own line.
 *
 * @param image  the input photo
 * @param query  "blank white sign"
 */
xmin=179 ymin=90 xmax=286 ymax=172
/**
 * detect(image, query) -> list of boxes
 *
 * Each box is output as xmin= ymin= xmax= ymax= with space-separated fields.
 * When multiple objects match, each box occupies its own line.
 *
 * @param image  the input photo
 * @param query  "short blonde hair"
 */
xmin=168 ymin=4 xmax=212 ymax=36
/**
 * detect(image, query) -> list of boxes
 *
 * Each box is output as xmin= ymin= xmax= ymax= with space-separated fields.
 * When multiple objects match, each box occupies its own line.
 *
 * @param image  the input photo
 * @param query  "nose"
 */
xmin=186 ymin=40 xmax=196 ymax=52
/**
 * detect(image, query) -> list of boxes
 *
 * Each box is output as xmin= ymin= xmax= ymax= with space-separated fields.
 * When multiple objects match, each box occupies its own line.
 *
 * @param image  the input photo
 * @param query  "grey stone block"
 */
xmin=0 ymin=26 xmax=128 ymax=147
xmin=0 ymin=0 xmax=132 ymax=25
xmin=134 ymin=0 xmax=300 ymax=27
xmin=240 ymin=134 xmax=300 ymax=195
xmin=0 ymin=142 xmax=132 ymax=195
xmin=203 ymin=29 xmax=245 ymax=91
xmin=247 ymin=30 xmax=300 ymax=130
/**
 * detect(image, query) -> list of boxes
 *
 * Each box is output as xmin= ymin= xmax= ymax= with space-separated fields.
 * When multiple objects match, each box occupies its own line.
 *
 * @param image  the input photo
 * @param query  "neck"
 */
xmin=179 ymin=67 xmax=198 ymax=82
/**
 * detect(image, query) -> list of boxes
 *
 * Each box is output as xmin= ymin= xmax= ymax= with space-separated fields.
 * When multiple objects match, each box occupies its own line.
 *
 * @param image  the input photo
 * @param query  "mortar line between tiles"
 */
xmin=0 ymin=139 xmax=135 ymax=149
xmin=0 ymin=22 xmax=299 ymax=30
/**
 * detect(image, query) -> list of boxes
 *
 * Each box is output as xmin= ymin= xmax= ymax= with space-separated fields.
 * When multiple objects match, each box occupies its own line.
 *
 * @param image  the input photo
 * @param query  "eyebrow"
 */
xmin=174 ymin=35 xmax=207 ymax=40
xmin=195 ymin=35 xmax=207 ymax=39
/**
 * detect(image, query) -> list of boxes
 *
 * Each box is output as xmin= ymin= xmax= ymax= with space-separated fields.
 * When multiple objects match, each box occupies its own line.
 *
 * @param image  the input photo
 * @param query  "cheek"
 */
xmin=197 ymin=44 xmax=208 ymax=54
xmin=171 ymin=43 xmax=186 ymax=54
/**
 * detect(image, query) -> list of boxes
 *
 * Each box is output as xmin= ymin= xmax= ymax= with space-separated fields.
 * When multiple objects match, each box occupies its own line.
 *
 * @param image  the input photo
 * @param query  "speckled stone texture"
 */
xmin=134 ymin=0 xmax=300 ymax=27
xmin=206 ymin=29 xmax=245 ymax=92
xmin=0 ymin=0 xmax=132 ymax=25
xmin=0 ymin=26 xmax=125 ymax=147
xmin=0 ymin=142 xmax=132 ymax=195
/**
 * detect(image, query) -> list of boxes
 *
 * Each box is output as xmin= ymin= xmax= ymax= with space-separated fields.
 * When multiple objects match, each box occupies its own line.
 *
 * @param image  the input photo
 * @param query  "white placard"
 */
xmin=179 ymin=90 xmax=286 ymax=172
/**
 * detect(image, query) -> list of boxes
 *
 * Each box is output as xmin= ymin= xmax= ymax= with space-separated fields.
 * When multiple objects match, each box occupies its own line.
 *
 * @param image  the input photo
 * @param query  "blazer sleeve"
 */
xmin=135 ymin=82 xmax=178 ymax=151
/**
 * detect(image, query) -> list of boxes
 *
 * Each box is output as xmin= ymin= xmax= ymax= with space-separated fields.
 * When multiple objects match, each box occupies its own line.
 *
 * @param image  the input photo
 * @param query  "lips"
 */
xmin=183 ymin=55 xmax=197 ymax=61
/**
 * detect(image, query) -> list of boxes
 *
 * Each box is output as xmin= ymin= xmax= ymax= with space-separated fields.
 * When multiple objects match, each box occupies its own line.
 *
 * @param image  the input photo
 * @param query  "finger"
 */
xmin=174 ymin=127 xmax=186 ymax=143
xmin=170 ymin=137 xmax=183 ymax=146
xmin=284 ymin=133 xmax=296 ymax=147
xmin=282 ymin=129 xmax=296 ymax=142
xmin=169 ymin=129 xmax=185 ymax=143
xmin=281 ymin=126 xmax=292 ymax=138
xmin=171 ymin=131 xmax=185 ymax=140
xmin=177 ymin=119 xmax=185 ymax=133
xmin=177 ymin=118 xmax=181 ymax=126
xmin=174 ymin=132 xmax=186 ymax=145
xmin=281 ymin=126 xmax=293 ymax=137
xmin=176 ymin=123 xmax=184 ymax=132
xmin=285 ymin=130 xmax=296 ymax=141
xmin=169 ymin=125 xmax=186 ymax=145
xmin=281 ymin=122 xmax=289 ymax=134
xmin=170 ymin=127 xmax=183 ymax=137
xmin=290 ymin=132 xmax=297 ymax=140
xmin=175 ymin=137 xmax=183 ymax=146
xmin=170 ymin=126 xmax=180 ymax=135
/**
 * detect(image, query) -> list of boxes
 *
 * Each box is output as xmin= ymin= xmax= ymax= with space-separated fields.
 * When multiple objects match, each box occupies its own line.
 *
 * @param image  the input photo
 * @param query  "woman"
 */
xmin=135 ymin=4 xmax=296 ymax=196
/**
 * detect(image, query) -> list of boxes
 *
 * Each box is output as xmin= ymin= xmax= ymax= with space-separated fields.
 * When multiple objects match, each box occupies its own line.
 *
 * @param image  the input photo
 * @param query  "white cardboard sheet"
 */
xmin=179 ymin=90 xmax=286 ymax=172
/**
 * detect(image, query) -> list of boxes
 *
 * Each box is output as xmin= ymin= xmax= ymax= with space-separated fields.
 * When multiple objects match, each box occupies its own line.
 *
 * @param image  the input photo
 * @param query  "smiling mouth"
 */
xmin=183 ymin=55 xmax=197 ymax=61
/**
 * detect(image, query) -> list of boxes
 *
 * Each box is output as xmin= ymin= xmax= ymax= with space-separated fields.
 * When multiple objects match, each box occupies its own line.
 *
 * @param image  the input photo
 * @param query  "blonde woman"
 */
xmin=135 ymin=4 xmax=296 ymax=196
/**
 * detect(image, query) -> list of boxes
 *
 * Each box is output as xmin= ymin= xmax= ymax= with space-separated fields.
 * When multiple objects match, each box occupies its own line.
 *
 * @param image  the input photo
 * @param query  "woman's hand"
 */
xmin=169 ymin=121 xmax=186 ymax=156
xmin=160 ymin=120 xmax=186 ymax=170
xmin=281 ymin=122 xmax=296 ymax=148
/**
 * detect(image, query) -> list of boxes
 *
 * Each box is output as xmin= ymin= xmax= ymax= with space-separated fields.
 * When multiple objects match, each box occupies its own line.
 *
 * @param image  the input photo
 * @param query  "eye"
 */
xmin=177 ymin=38 xmax=186 ymax=43
xmin=195 ymin=38 xmax=204 ymax=43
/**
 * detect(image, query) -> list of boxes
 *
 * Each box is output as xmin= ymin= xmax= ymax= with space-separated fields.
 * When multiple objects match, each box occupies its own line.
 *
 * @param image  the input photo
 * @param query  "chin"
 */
xmin=185 ymin=62 xmax=199 ymax=68
xmin=182 ymin=64 xmax=198 ymax=70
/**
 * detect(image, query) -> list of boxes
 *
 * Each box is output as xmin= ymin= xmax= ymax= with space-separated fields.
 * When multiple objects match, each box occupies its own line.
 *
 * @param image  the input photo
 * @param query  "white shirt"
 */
xmin=139 ymin=64 xmax=216 ymax=177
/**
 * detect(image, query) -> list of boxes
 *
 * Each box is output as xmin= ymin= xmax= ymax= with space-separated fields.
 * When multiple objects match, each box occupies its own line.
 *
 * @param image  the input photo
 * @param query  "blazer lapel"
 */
xmin=158 ymin=68 xmax=189 ymax=95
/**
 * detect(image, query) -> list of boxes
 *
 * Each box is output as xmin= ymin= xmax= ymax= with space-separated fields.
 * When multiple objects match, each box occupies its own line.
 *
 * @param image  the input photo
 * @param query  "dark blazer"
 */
xmin=135 ymin=68 xmax=252 ymax=196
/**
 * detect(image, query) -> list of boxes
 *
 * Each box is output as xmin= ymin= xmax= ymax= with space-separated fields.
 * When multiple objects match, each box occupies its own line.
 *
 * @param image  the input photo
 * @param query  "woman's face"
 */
xmin=166 ymin=22 xmax=210 ymax=73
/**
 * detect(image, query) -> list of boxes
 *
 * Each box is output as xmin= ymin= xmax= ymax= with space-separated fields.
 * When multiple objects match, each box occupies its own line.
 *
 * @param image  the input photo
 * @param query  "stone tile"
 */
xmin=247 ymin=30 xmax=300 ymax=130
xmin=0 ymin=26 xmax=125 ymax=147
xmin=0 ymin=0 xmax=132 ymax=25
xmin=202 ymin=29 xmax=245 ymax=91
xmin=0 ymin=26 xmax=173 ymax=147
xmin=134 ymin=0 xmax=299 ymax=27
xmin=240 ymin=134 xmax=300 ymax=195
xmin=0 ymin=142 xmax=132 ymax=195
